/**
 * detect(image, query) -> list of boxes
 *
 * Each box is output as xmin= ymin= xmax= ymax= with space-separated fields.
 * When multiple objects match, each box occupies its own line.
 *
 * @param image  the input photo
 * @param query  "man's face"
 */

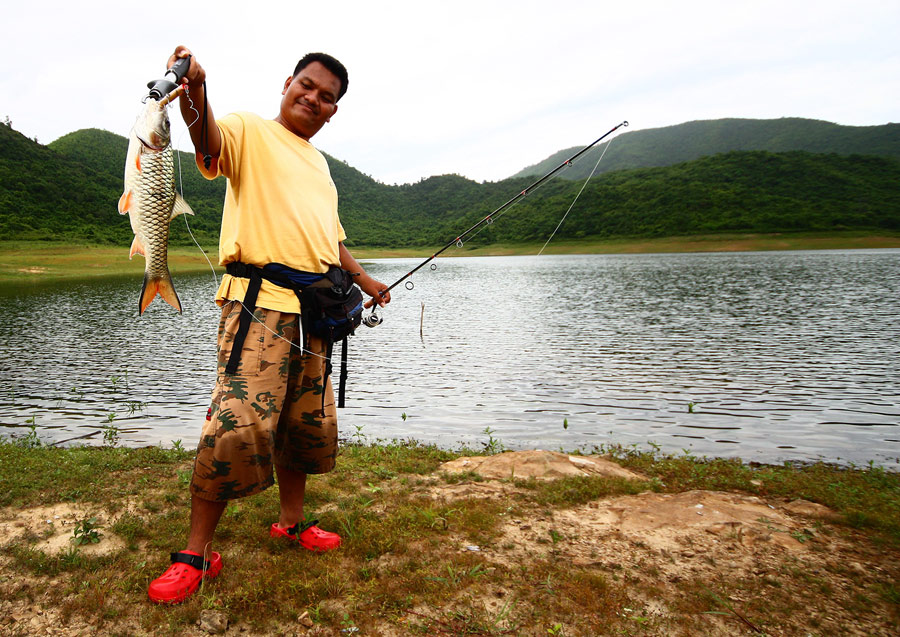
xmin=277 ymin=61 xmax=341 ymax=140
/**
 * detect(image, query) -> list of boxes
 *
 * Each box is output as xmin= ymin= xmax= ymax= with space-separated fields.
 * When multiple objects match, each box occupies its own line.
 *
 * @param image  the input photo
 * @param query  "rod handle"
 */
xmin=147 ymin=55 xmax=191 ymax=100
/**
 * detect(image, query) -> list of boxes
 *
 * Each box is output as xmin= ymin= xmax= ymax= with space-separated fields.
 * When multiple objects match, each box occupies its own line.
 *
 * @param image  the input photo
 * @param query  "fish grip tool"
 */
xmin=146 ymin=56 xmax=191 ymax=105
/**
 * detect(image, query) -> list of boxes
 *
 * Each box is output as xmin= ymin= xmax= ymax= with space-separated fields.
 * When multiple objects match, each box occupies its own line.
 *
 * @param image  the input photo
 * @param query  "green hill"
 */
xmin=514 ymin=118 xmax=900 ymax=181
xmin=1 ymin=118 xmax=899 ymax=251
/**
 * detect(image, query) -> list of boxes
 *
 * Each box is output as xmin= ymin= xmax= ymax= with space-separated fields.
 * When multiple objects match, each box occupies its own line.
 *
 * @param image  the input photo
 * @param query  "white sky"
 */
xmin=2 ymin=0 xmax=897 ymax=184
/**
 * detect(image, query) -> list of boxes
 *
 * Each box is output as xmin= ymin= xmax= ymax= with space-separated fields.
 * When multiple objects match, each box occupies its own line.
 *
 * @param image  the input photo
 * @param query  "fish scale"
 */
xmin=119 ymin=99 xmax=194 ymax=315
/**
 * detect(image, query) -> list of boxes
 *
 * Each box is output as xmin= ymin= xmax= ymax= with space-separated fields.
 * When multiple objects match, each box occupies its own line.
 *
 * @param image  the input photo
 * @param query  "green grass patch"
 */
xmin=2 ymin=438 xmax=898 ymax=634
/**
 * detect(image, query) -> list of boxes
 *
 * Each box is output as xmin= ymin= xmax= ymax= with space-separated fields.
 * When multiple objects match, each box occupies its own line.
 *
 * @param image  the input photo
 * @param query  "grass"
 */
xmin=2 ymin=231 xmax=899 ymax=285
xmin=1 ymin=435 xmax=899 ymax=635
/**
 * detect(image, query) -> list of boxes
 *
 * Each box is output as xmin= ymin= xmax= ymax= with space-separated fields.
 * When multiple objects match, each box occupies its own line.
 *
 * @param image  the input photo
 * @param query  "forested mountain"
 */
xmin=514 ymin=118 xmax=900 ymax=181
xmin=1 ymin=117 xmax=898 ymax=250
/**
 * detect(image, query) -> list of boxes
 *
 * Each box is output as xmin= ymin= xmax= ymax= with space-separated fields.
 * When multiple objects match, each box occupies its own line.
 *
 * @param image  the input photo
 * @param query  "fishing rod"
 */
xmin=362 ymin=119 xmax=629 ymax=327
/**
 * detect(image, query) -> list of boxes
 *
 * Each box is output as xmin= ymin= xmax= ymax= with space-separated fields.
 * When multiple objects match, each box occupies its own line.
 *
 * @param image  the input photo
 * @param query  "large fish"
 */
xmin=118 ymin=97 xmax=194 ymax=314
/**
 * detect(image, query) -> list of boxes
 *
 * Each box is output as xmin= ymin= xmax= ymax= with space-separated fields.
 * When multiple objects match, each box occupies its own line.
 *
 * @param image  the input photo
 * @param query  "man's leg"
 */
xmin=274 ymin=464 xmax=306 ymax=529
xmin=270 ymin=464 xmax=340 ymax=551
xmin=186 ymin=495 xmax=228 ymax=553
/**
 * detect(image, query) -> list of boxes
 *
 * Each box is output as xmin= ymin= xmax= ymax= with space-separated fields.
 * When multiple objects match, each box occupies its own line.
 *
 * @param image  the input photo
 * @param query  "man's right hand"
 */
xmin=166 ymin=46 xmax=221 ymax=171
xmin=167 ymin=45 xmax=206 ymax=88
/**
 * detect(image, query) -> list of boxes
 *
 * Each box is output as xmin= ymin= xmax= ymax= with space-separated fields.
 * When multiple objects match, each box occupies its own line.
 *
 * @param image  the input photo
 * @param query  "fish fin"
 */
xmin=118 ymin=190 xmax=133 ymax=214
xmin=139 ymin=272 xmax=182 ymax=315
xmin=129 ymin=236 xmax=145 ymax=259
xmin=172 ymin=194 xmax=195 ymax=218
xmin=135 ymin=153 xmax=141 ymax=172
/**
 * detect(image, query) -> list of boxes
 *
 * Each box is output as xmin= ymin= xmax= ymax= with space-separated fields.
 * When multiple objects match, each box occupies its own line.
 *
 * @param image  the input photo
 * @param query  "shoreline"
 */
xmin=2 ymin=231 xmax=899 ymax=286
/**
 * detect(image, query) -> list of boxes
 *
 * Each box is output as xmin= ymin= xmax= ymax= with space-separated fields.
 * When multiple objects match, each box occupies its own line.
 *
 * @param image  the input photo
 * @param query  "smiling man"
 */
xmin=147 ymin=46 xmax=391 ymax=604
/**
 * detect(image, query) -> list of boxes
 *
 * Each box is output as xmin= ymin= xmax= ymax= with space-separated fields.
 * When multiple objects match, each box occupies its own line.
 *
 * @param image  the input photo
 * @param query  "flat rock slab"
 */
xmin=439 ymin=449 xmax=644 ymax=481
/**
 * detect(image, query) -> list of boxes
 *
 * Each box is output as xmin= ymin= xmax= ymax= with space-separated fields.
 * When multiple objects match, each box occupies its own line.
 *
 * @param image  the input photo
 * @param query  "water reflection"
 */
xmin=1 ymin=250 xmax=898 ymax=468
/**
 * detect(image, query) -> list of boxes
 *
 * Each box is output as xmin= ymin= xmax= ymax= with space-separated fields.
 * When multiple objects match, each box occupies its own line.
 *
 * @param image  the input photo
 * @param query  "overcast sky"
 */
xmin=2 ymin=0 xmax=897 ymax=184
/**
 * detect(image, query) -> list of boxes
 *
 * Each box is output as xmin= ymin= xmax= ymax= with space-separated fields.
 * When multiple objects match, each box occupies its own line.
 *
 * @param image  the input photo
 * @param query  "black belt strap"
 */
xmin=225 ymin=266 xmax=263 ymax=375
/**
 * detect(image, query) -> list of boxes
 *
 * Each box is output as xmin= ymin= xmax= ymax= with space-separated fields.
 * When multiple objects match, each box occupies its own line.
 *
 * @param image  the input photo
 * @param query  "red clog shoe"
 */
xmin=148 ymin=550 xmax=223 ymax=604
xmin=270 ymin=519 xmax=341 ymax=552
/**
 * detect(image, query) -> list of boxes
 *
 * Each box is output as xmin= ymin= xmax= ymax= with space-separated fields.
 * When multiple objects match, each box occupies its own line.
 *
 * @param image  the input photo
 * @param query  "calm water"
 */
xmin=1 ymin=251 xmax=898 ymax=468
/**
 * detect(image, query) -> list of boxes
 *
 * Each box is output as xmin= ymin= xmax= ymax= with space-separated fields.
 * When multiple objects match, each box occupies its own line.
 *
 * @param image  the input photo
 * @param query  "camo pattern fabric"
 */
xmin=190 ymin=302 xmax=338 ymax=502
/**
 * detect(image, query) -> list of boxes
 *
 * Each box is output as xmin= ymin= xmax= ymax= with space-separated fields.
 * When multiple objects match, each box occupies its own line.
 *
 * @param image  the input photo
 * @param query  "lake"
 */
xmin=1 ymin=250 xmax=898 ymax=468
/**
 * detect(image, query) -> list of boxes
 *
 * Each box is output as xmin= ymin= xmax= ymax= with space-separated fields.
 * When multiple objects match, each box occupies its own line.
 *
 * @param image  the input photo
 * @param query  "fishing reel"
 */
xmin=362 ymin=309 xmax=383 ymax=328
xmin=146 ymin=56 xmax=191 ymax=101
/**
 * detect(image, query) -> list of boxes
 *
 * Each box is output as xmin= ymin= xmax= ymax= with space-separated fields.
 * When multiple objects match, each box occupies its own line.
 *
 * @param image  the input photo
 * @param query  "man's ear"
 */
xmin=327 ymin=104 xmax=338 ymax=123
xmin=282 ymin=75 xmax=293 ymax=95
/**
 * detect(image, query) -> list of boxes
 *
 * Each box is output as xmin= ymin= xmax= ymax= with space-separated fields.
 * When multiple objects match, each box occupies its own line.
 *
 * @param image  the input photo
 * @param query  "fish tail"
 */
xmin=139 ymin=270 xmax=183 ymax=315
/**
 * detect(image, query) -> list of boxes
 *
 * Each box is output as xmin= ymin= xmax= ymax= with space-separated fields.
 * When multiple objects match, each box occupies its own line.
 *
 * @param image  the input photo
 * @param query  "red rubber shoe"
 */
xmin=148 ymin=550 xmax=223 ymax=604
xmin=270 ymin=519 xmax=341 ymax=552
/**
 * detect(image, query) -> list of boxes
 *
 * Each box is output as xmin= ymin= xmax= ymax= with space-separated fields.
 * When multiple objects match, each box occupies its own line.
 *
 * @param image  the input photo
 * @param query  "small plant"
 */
xmin=171 ymin=439 xmax=184 ymax=453
xmin=102 ymin=423 xmax=120 ymax=446
xmin=125 ymin=400 xmax=146 ymax=414
xmin=482 ymin=426 xmax=505 ymax=455
xmin=15 ymin=424 xmax=42 ymax=449
xmin=340 ymin=612 xmax=358 ymax=633
xmin=72 ymin=517 xmax=102 ymax=546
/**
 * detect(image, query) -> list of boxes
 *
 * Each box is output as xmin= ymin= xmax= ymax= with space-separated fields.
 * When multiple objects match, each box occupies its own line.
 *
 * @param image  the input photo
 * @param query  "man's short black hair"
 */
xmin=293 ymin=53 xmax=349 ymax=101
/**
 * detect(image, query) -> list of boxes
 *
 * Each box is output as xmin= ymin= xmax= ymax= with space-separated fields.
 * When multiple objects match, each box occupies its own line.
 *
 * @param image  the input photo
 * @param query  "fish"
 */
xmin=118 ymin=97 xmax=194 ymax=314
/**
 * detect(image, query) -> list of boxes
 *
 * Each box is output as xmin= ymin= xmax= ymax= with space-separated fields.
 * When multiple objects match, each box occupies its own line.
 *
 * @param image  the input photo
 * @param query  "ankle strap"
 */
xmin=170 ymin=551 xmax=211 ymax=571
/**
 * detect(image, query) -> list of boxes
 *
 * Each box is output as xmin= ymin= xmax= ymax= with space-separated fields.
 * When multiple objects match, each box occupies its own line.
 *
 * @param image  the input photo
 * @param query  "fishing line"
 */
xmin=173 ymin=85 xmax=219 ymax=288
xmin=367 ymin=120 xmax=629 ymax=315
xmin=455 ymin=169 xmax=557 ymax=246
xmin=537 ymin=136 xmax=615 ymax=256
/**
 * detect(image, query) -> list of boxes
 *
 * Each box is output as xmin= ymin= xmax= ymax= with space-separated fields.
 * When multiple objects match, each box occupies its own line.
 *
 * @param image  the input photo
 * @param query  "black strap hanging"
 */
xmin=224 ymin=266 xmax=263 ymax=375
xmin=199 ymin=80 xmax=212 ymax=170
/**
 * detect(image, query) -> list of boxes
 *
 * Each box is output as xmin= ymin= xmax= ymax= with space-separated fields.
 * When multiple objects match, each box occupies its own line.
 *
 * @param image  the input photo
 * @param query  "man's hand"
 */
xmin=167 ymin=46 xmax=206 ymax=88
xmin=166 ymin=45 xmax=221 ymax=169
xmin=360 ymin=278 xmax=391 ymax=309
xmin=338 ymin=242 xmax=391 ymax=308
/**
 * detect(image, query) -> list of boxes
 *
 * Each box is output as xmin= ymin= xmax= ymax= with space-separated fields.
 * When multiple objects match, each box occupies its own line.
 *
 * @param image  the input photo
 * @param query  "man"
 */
xmin=148 ymin=46 xmax=390 ymax=604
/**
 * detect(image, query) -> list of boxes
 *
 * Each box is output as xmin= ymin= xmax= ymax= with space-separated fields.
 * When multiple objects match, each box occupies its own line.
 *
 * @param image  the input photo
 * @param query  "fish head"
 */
xmin=132 ymin=98 xmax=171 ymax=151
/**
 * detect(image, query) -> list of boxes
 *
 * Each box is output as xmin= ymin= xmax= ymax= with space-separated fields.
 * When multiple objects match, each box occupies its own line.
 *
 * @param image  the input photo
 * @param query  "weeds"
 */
xmin=71 ymin=517 xmax=102 ymax=546
xmin=101 ymin=423 xmax=119 ymax=446
xmin=482 ymin=426 xmax=505 ymax=455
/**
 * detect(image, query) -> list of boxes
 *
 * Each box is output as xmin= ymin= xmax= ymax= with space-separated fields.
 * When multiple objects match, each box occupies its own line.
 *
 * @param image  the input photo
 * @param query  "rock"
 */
xmin=781 ymin=499 xmax=838 ymax=520
xmin=848 ymin=562 xmax=867 ymax=577
xmin=438 ymin=450 xmax=644 ymax=481
xmin=298 ymin=611 xmax=315 ymax=628
xmin=199 ymin=609 xmax=228 ymax=634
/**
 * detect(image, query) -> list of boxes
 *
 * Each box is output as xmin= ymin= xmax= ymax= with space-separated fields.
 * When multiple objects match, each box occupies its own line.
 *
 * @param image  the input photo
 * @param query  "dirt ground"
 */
xmin=1 ymin=450 xmax=897 ymax=636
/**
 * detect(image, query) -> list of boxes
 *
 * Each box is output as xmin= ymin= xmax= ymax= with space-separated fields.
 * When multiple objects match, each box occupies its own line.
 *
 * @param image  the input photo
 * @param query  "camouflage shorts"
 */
xmin=190 ymin=303 xmax=338 ymax=502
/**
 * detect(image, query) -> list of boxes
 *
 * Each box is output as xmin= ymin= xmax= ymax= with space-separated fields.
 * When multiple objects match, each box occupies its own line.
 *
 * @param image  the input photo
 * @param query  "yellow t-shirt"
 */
xmin=199 ymin=112 xmax=347 ymax=313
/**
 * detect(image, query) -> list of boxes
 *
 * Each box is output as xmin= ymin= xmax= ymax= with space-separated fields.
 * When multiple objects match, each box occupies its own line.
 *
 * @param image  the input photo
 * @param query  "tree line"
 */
xmin=1 ymin=121 xmax=898 ymax=250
